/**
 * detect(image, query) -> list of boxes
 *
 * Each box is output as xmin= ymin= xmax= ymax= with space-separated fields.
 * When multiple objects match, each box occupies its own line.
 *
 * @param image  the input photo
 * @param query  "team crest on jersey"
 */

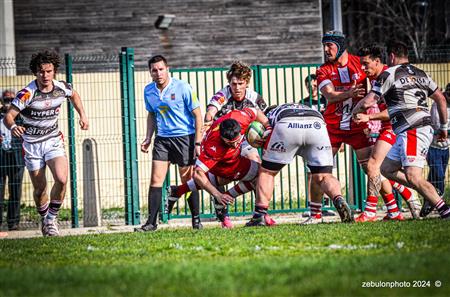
xmin=17 ymin=89 xmax=31 ymax=102
xmin=352 ymin=73 xmax=360 ymax=81
xmin=270 ymin=141 xmax=286 ymax=153
xmin=170 ymin=93 xmax=176 ymax=100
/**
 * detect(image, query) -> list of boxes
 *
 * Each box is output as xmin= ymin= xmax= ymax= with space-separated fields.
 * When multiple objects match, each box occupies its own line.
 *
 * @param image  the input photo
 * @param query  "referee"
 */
xmin=135 ymin=55 xmax=203 ymax=232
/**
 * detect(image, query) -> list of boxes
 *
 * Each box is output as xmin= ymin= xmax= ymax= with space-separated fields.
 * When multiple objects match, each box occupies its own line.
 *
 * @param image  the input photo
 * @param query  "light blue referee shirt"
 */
xmin=144 ymin=77 xmax=200 ymax=137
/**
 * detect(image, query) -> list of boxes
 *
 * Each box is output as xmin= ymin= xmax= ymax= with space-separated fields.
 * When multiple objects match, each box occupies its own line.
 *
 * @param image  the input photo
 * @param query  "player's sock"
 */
xmin=148 ymin=186 xmax=162 ymax=226
xmin=174 ymin=179 xmax=200 ymax=198
xmin=309 ymin=201 xmax=322 ymax=218
xmin=46 ymin=200 xmax=62 ymax=221
xmin=363 ymin=195 xmax=378 ymax=217
xmin=390 ymin=180 xmax=412 ymax=201
xmin=253 ymin=203 xmax=268 ymax=218
xmin=382 ymin=193 xmax=400 ymax=218
xmin=225 ymin=181 xmax=255 ymax=198
xmin=435 ymin=199 xmax=450 ymax=218
xmin=37 ymin=202 xmax=49 ymax=219
xmin=187 ymin=190 xmax=200 ymax=220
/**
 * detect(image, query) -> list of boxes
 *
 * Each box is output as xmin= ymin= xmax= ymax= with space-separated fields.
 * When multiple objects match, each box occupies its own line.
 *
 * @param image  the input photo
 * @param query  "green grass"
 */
xmin=1 ymin=219 xmax=450 ymax=297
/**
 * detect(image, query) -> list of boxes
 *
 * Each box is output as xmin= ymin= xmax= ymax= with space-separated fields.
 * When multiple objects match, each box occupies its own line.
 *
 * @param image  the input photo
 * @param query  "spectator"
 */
xmin=0 ymin=89 xmax=25 ymax=231
xmin=135 ymin=55 xmax=203 ymax=232
xmin=421 ymin=83 xmax=450 ymax=217
xmin=299 ymin=74 xmax=326 ymax=113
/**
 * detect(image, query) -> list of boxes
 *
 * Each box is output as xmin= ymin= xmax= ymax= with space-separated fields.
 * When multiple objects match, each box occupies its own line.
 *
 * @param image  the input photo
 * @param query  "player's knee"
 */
xmin=405 ymin=172 xmax=424 ymax=188
xmin=366 ymin=158 xmax=378 ymax=175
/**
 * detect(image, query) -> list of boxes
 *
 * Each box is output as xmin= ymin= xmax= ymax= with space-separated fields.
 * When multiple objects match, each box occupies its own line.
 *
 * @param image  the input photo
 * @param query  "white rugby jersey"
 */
xmin=372 ymin=64 xmax=437 ymax=134
xmin=12 ymin=80 xmax=72 ymax=143
xmin=208 ymin=85 xmax=267 ymax=119
xmin=266 ymin=103 xmax=323 ymax=127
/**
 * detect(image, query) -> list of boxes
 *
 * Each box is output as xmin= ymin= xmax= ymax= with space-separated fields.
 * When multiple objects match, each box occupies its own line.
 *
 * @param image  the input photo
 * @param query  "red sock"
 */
xmin=175 ymin=184 xmax=190 ymax=197
xmin=225 ymin=181 xmax=254 ymax=198
xmin=390 ymin=180 xmax=412 ymax=200
xmin=382 ymin=193 xmax=400 ymax=216
xmin=364 ymin=195 xmax=378 ymax=217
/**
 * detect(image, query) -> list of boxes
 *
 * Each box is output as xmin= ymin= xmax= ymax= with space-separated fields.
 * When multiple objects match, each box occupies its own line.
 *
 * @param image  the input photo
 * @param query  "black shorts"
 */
xmin=152 ymin=134 xmax=195 ymax=167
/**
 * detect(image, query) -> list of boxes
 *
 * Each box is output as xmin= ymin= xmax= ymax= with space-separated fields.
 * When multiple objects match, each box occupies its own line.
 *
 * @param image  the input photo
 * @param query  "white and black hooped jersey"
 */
xmin=372 ymin=64 xmax=438 ymax=134
xmin=208 ymin=85 xmax=267 ymax=120
xmin=266 ymin=103 xmax=324 ymax=127
xmin=12 ymin=80 xmax=72 ymax=143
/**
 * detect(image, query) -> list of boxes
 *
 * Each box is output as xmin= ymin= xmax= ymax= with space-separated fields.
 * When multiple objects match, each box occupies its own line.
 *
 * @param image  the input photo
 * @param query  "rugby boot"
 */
xmin=300 ymin=213 xmax=323 ymax=225
xmin=382 ymin=212 xmax=405 ymax=221
xmin=355 ymin=212 xmax=377 ymax=223
xmin=134 ymin=218 xmax=157 ymax=232
xmin=333 ymin=197 xmax=354 ymax=223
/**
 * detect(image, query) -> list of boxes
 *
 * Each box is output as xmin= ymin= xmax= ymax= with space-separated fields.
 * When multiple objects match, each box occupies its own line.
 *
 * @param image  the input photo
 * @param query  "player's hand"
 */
xmin=349 ymin=80 xmax=365 ymax=99
xmin=11 ymin=125 xmax=25 ymax=138
xmin=0 ymin=135 xmax=3 ymax=144
xmin=437 ymin=129 xmax=448 ymax=144
xmin=254 ymin=126 xmax=272 ymax=148
xmin=79 ymin=115 xmax=89 ymax=130
xmin=353 ymin=113 xmax=370 ymax=124
xmin=141 ymin=138 xmax=151 ymax=153
xmin=216 ymin=193 xmax=234 ymax=206
xmin=194 ymin=144 xmax=201 ymax=158
xmin=202 ymin=121 xmax=213 ymax=133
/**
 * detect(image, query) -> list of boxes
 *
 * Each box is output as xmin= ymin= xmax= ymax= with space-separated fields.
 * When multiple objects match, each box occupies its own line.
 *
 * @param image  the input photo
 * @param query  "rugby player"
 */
xmin=353 ymin=41 xmax=450 ymax=220
xmin=353 ymin=45 xmax=421 ymax=221
xmin=166 ymin=108 xmax=272 ymax=228
xmin=3 ymin=50 xmax=89 ymax=236
xmin=246 ymin=103 xmax=354 ymax=226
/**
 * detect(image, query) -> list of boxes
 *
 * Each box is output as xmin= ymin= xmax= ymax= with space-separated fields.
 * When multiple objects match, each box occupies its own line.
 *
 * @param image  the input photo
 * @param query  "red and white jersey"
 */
xmin=196 ymin=108 xmax=257 ymax=179
xmin=12 ymin=80 xmax=72 ymax=143
xmin=316 ymin=54 xmax=367 ymax=133
xmin=368 ymin=65 xmax=392 ymax=131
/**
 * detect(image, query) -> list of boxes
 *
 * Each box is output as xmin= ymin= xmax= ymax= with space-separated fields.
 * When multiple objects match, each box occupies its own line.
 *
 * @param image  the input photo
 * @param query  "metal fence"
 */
xmin=1 ymin=49 xmax=449 ymax=230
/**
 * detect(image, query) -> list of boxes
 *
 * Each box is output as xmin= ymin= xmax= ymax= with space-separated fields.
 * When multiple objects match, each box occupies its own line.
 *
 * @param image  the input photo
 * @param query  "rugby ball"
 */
xmin=246 ymin=121 xmax=266 ymax=148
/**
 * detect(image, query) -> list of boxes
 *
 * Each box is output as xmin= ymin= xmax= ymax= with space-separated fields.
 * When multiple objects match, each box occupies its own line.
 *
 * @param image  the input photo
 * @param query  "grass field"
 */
xmin=1 ymin=219 xmax=449 ymax=297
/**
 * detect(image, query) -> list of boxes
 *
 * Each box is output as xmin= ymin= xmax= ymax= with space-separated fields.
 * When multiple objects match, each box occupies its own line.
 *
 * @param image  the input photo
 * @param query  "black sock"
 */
xmin=187 ymin=191 xmax=200 ymax=220
xmin=148 ymin=186 xmax=162 ymax=226
xmin=254 ymin=204 xmax=268 ymax=218
xmin=214 ymin=197 xmax=229 ymax=222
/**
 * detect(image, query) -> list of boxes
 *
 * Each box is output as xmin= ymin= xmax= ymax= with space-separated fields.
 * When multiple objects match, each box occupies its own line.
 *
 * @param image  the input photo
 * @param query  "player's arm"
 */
xmin=141 ymin=112 xmax=156 ymax=153
xmin=352 ymin=91 xmax=380 ymax=117
xmin=69 ymin=90 xmax=89 ymax=130
xmin=193 ymin=166 xmax=234 ymax=205
xmin=204 ymin=105 xmax=218 ymax=128
xmin=430 ymin=89 xmax=448 ymax=141
xmin=192 ymin=107 xmax=203 ymax=157
xmin=353 ymin=106 xmax=389 ymax=124
xmin=3 ymin=106 xmax=25 ymax=138
xmin=320 ymin=80 xmax=365 ymax=104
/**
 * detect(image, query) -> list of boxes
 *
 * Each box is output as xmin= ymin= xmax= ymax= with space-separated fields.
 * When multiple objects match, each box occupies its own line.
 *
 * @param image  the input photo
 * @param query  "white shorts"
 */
xmin=263 ymin=117 xmax=333 ymax=168
xmin=240 ymin=140 xmax=259 ymax=158
xmin=386 ymin=125 xmax=433 ymax=168
xmin=23 ymin=134 xmax=66 ymax=171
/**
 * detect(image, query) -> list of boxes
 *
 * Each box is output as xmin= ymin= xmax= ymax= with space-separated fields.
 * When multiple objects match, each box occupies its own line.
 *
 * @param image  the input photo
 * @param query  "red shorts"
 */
xmin=328 ymin=129 xmax=372 ymax=150
xmin=377 ymin=129 xmax=396 ymax=146
xmin=209 ymin=157 xmax=252 ymax=181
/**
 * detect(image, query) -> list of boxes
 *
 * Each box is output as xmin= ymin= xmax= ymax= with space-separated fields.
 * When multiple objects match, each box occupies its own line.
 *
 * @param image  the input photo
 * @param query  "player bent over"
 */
xmin=246 ymin=103 xmax=354 ymax=226
xmin=166 ymin=108 xmax=272 ymax=228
